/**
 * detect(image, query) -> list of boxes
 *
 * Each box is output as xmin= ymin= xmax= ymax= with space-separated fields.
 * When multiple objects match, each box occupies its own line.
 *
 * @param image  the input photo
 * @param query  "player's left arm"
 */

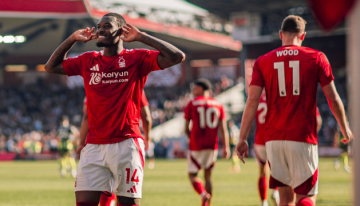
xmin=316 ymin=108 xmax=322 ymax=133
xmin=219 ymin=118 xmax=230 ymax=159
xmin=140 ymin=105 xmax=152 ymax=150
xmin=236 ymin=85 xmax=263 ymax=163
xmin=185 ymin=120 xmax=191 ymax=138
xmin=121 ymin=24 xmax=185 ymax=69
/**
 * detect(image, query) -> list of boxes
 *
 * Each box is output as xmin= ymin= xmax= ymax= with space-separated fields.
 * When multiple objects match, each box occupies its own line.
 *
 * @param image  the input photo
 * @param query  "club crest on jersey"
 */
xmin=119 ymin=56 xmax=125 ymax=68
xmin=89 ymin=72 xmax=102 ymax=85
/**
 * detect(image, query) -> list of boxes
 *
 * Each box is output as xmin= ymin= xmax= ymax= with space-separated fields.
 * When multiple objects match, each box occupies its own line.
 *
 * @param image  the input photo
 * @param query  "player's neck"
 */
xmin=282 ymin=39 xmax=302 ymax=47
xmin=102 ymin=44 xmax=124 ymax=57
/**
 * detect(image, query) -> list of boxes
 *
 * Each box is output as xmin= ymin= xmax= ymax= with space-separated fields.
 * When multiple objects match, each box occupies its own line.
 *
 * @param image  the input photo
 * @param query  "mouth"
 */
xmin=97 ymin=35 xmax=107 ymax=40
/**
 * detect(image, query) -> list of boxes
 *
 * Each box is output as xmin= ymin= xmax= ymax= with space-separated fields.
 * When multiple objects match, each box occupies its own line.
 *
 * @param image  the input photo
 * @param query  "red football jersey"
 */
xmin=63 ymin=49 xmax=161 ymax=144
xmin=255 ymin=94 xmax=267 ymax=145
xmin=184 ymin=96 xmax=225 ymax=151
xmin=140 ymin=91 xmax=149 ymax=107
xmin=251 ymin=45 xmax=334 ymax=144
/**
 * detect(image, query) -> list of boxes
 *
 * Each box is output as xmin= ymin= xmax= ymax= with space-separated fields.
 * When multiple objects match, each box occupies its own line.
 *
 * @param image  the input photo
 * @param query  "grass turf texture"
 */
xmin=0 ymin=158 xmax=352 ymax=206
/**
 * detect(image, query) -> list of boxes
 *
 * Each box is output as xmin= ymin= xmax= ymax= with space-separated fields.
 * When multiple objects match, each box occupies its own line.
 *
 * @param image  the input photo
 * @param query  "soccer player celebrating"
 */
xmin=184 ymin=79 xmax=230 ymax=206
xmin=236 ymin=15 xmax=353 ymax=206
xmin=45 ymin=12 xmax=185 ymax=206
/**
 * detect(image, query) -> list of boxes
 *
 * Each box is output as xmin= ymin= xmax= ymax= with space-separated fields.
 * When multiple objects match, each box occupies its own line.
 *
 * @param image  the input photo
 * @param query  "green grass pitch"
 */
xmin=0 ymin=158 xmax=352 ymax=206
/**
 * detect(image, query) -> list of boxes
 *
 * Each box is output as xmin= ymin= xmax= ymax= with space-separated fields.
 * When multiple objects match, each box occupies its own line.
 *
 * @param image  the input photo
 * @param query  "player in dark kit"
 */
xmin=44 ymin=12 xmax=185 ymax=206
xmin=236 ymin=15 xmax=352 ymax=206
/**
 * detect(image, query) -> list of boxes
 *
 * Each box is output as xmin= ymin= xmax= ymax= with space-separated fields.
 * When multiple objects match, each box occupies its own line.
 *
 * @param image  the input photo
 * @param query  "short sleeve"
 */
xmin=140 ymin=91 xmax=149 ymax=107
xmin=250 ymin=58 xmax=265 ymax=87
xmin=184 ymin=102 xmax=192 ymax=121
xmin=316 ymin=107 xmax=320 ymax=116
xmin=62 ymin=52 xmax=89 ymax=76
xmin=317 ymin=52 xmax=334 ymax=87
xmin=137 ymin=49 xmax=162 ymax=76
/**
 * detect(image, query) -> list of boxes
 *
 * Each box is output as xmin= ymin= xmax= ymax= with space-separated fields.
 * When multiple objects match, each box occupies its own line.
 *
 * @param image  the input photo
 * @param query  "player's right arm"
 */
xmin=185 ymin=120 xmax=191 ymax=138
xmin=140 ymin=105 xmax=152 ymax=150
xmin=44 ymin=27 xmax=96 ymax=75
xmin=322 ymin=82 xmax=353 ymax=143
xmin=77 ymin=102 xmax=88 ymax=155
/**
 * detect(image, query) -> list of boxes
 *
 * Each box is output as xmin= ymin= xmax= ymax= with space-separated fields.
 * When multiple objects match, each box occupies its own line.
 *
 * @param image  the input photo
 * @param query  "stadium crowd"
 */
xmin=0 ymin=74 xmax=346 ymax=155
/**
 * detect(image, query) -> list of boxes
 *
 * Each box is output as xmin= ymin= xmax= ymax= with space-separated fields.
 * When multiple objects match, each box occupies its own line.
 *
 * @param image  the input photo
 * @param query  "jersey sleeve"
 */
xmin=316 ymin=107 xmax=320 ymax=116
xmin=137 ymin=49 xmax=162 ymax=76
xmin=184 ymin=102 xmax=192 ymax=121
xmin=140 ymin=91 xmax=149 ymax=107
xmin=250 ymin=58 xmax=265 ymax=87
xmin=317 ymin=52 xmax=334 ymax=87
xmin=62 ymin=52 xmax=89 ymax=76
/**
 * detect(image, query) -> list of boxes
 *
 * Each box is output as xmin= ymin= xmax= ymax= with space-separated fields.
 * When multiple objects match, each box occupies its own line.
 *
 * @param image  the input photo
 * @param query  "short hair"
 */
xmin=103 ymin=13 xmax=127 ymax=27
xmin=281 ymin=15 xmax=306 ymax=33
xmin=194 ymin=78 xmax=212 ymax=91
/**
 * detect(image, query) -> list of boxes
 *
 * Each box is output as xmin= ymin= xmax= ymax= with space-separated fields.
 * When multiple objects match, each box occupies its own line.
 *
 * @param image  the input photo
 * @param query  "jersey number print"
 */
xmin=197 ymin=107 xmax=220 ymax=129
xmin=274 ymin=61 xmax=300 ymax=97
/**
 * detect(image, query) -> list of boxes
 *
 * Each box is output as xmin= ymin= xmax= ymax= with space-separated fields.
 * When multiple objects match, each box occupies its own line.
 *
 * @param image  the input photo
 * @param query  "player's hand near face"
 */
xmin=71 ymin=27 xmax=97 ymax=43
xmin=236 ymin=139 xmax=249 ymax=164
xmin=121 ymin=24 xmax=142 ymax=42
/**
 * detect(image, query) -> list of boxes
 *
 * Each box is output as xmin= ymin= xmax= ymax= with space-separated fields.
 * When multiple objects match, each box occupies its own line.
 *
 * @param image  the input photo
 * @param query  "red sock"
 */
xmin=258 ymin=177 xmax=267 ymax=200
xmin=76 ymin=202 xmax=98 ymax=206
xmin=296 ymin=197 xmax=314 ymax=206
xmin=191 ymin=179 xmax=206 ymax=195
xmin=100 ymin=193 xmax=117 ymax=206
xmin=117 ymin=204 xmax=136 ymax=206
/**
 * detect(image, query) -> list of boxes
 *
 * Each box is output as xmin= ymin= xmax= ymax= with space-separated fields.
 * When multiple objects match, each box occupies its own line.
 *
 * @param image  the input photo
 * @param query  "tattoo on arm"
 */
xmin=139 ymin=33 xmax=185 ymax=69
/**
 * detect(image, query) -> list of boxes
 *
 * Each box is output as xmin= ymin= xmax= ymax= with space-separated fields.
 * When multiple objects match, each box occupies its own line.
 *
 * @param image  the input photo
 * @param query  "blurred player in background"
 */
xmin=254 ymin=90 xmax=322 ymax=206
xmin=185 ymin=79 xmax=230 ymax=206
xmin=44 ymin=12 xmax=184 ymax=206
xmin=228 ymin=120 xmax=240 ymax=173
xmin=58 ymin=116 xmax=78 ymax=178
xmin=78 ymin=90 xmax=153 ymax=206
xmin=333 ymin=123 xmax=351 ymax=173
xmin=236 ymin=15 xmax=352 ymax=206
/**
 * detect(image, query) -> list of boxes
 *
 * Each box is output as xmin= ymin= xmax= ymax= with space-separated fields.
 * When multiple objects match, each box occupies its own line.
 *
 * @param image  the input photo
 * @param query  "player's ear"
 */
xmin=116 ymin=28 xmax=123 ymax=36
xmin=300 ymin=32 xmax=306 ymax=41
xmin=279 ymin=30 xmax=283 ymax=40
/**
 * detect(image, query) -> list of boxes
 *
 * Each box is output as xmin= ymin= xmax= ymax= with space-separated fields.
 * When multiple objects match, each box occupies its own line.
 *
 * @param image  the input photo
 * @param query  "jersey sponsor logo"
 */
xmin=276 ymin=49 xmax=299 ymax=57
xmin=90 ymin=64 xmax=100 ymax=71
xmin=89 ymin=71 xmax=129 ymax=85
xmin=119 ymin=56 xmax=125 ymax=68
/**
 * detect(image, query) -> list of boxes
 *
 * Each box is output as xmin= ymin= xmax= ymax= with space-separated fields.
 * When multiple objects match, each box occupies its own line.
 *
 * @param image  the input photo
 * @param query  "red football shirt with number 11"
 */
xmin=251 ymin=45 xmax=334 ymax=145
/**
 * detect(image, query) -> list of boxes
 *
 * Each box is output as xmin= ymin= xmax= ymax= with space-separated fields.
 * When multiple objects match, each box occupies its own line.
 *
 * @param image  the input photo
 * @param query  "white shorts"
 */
xmin=266 ymin=141 xmax=319 ymax=195
xmin=254 ymin=144 xmax=267 ymax=166
xmin=188 ymin=149 xmax=218 ymax=173
xmin=75 ymin=138 xmax=145 ymax=198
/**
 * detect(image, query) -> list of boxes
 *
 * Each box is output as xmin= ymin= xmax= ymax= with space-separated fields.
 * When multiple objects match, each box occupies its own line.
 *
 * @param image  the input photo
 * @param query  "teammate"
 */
xmin=58 ymin=116 xmax=78 ymax=178
xmin=333 ymin=123 xmax=351 ymax=173
xmin=77 ymin=91 xmax=152 ymax=206
xmin=44 ymin=12 xmax=185 ymax=206
xmin=184 ymin=79 xmax=230 ymax=206
xmin=236 ymin=15 xmax=352 ymax=206
xmin=228 ymin=120 xmax=241 ymax=173
xmin=255 ymin=91 xmax=323 ymax=206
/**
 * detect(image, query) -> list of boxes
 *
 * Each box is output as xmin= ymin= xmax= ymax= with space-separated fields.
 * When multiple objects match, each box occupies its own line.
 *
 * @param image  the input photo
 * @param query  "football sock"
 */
xmin=191 ymin=178 xmax=206 ymax=195
xmin=76 ymin=202 xmax=98 ymax=206
xmin=232 ymin=155 xmax=240 ymax=166
xmin=342 ymin=152 xmax=349 ymax=167
xmin=296 ymin=197 xmax=314 ymax=206
xmin=258 ymin=177 xmax=267 ymax=200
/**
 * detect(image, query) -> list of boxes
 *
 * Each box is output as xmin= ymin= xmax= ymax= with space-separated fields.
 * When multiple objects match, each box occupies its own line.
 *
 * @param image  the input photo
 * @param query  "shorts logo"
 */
xmin=89 ymin=72 xmax=102 ymax=85
xmin=119 ymin=56 xmax=125 ymax=68
xmin=127 ymin=186 xmax=137 ymax=193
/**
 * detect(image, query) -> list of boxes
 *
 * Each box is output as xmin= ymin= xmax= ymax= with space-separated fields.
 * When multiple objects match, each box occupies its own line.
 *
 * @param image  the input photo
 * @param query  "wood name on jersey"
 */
xmin=276 ymin=49 xmax=299 ymax=57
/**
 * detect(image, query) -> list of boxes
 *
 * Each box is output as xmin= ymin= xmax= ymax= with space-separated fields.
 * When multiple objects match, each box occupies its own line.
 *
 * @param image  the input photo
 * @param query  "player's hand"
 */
xmin=76 ymin=144 xmax=85 ymax=157
xmin=72 ymin=27 xmax=97 ymax=43
xmin=144 ymin=138 xmax=149 ymax=151
xmin=341 ymin=128 xmax=353 ymax=144
xmin=222 ymin=147 xmax=231 ymax=159
xmin=236 ymin=139 xmax=249 ymax=164
xmin=121 ymin=24 xmax=142 ymax=42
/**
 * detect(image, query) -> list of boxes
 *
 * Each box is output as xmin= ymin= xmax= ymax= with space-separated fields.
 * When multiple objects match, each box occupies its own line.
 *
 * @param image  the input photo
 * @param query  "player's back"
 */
xmin=185 ymin=96 xmax=225 ymax=150
xmin=252 ymin=45 xmax=334 ymax=144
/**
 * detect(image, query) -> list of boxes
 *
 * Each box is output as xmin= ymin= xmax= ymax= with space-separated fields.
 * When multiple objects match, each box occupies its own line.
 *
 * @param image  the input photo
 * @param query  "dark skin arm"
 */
xmin=140 ymin=106 xmax=152 ymax=150
xmin=185 ymin=120 xmax=191 ymax=138
xmin=44 ymin=27 xmax=96 ymax=75
xmin=121 ymin=24 xmax=185 ymax=69
xmin=76 ymin=102 xmax=88 ymax=155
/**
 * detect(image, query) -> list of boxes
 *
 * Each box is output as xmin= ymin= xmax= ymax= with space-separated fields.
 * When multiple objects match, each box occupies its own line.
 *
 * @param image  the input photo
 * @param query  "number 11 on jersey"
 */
xmin=274 ymin=61 xmax=300 ymax=97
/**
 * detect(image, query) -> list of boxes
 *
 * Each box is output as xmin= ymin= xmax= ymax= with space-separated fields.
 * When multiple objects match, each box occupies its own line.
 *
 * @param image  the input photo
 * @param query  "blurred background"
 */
xmin=0 ymin=0 xmax=350 ymax=160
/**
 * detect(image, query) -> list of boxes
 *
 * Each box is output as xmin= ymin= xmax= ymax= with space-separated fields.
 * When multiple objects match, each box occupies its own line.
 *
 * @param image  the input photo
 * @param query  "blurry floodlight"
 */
xmin=3 ymin=35 xmax=15 ymax=43
xmin=190 ymin=59 xmax=213 ymax=67
xmin=5 ymin=65 xmax=28 ymax=72
xmin=0 ymin=36 xmax=2 ymax=43
xmin=218 ymin=58 xmax=240 ymax=66
xmin=15 ymin=35 xmax=26 ymax=43
xmin=36 ymin=64 xmax=46 ymax=72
